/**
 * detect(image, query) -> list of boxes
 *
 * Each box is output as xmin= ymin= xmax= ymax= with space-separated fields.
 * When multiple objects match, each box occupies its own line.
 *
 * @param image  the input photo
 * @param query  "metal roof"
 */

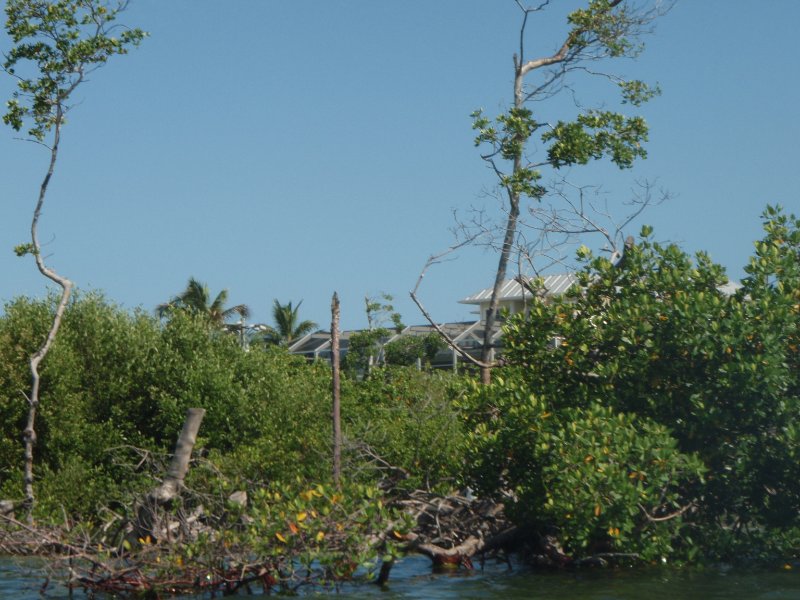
xmin=459 ymin=274 xmax=578 ymax=305
xmin=718 ymin=281 xmax=743 ymax=296
xmin=288 ymin=328 xmax=372 ymax=355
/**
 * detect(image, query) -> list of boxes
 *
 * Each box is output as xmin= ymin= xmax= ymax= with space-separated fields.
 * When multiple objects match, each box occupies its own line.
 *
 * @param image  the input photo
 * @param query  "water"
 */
xmin=0 ymin=558 xmax=49 ymax=599
xmin=2 ymin=556 xmax=800 ymax=599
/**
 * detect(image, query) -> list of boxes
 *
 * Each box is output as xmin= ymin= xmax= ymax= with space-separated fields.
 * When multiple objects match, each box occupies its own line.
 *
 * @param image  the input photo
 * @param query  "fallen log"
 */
xmin=383 ymin=488 xmax=519 ymax=576
xmin=403 ymin=525 xmax=523 ymax=567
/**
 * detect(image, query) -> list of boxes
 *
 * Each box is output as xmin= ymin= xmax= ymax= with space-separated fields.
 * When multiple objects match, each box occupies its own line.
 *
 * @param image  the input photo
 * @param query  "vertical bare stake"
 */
xmin=331 ymin=292 xmax=342 ymax=488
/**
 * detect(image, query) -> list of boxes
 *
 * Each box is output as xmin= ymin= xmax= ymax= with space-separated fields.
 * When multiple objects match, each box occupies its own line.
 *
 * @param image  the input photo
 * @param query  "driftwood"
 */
xmin=385 ymin=488 xmax=640 ymax=580
xmin=0 ymin=483 xmax=639 ymax=595
xmin=391 ymin=490 xmax=515 ymax=570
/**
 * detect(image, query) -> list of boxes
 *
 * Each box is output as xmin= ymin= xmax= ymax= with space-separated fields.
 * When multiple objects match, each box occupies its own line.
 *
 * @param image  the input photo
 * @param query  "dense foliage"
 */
xmin=0 ymin=296 xmax=464 ymax=522
xmin=343 ymin=367 xmax=465 ymax=492
xmin=462 ymin=207 xmax=800 ymax=562
xmin=383 ymin=333 xmax=446 ymax=367
xmin=1 ymin=207 xmax=798 ymax=568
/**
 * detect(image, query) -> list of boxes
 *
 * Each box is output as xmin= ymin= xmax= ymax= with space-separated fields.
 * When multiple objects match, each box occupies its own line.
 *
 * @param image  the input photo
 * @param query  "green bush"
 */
xmin=0 ymin=292 xmax=471 ymax=521
xmin=460 ymin=375 xmax=705 ymax=560
xmin=342 ymin=367 xmax=466 ymax=492
xmin=464 ymin=206 xmax=800 ymax=562
xmin=0 ymin=293 xmax=336 ymax=520
xmin=383 ymin=333 xmax=445 ymax=367
xmin=204 ymin=351 xmax=333 ymax=485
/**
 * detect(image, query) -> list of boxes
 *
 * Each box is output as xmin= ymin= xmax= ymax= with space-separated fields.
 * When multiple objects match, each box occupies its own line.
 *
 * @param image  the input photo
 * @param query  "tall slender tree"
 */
xmin=3 ymin=0 xmax=144 ymax=515
xmin=413 ymin=0 xmax=669 ymax=384
xmin=470 ymin=0 xmax=668 ymax=384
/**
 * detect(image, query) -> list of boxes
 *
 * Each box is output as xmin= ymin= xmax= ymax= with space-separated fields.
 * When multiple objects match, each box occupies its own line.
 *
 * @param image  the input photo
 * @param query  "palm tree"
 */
xmin=259 ymin=299 xmax=317 ymax=346
xmin=157 ymin=277 xmax=250 ymax=327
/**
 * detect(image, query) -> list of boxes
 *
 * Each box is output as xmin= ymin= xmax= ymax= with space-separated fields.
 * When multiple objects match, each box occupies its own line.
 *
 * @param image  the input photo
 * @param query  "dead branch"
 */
xmin=391 ymin=489 xmax=513 ymax=569
xmin=638 ymin=502 xmax=695 ymax=522
xmin=410 ymin=238 xmax=493 ymax=370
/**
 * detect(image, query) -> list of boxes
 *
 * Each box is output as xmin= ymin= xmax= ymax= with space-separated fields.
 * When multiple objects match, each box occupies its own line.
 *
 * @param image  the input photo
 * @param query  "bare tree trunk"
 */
xmin=149 ymin=408 xmax=206 ymax=504
xmin=23 ymin=112 xmax=74 ymax=521
xmin=6 ymin=1 xmax=144 ymax=523
xmin=480 ymin=193 xmax=520 ymax=384
xmin=331 ymin=292 xmax=342 ymax=488
xmin=136 ymin=408 xmax=205 ymax=542
xmin=479 ymin=61 xmax=525 ymax=385
xmin=476 ymin=0 xmax=639 ymax=385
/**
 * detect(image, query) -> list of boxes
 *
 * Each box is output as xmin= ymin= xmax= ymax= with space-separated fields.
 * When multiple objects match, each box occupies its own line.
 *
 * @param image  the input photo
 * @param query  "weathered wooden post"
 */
xmin=331 ymin=293 xmax=342 ymax=488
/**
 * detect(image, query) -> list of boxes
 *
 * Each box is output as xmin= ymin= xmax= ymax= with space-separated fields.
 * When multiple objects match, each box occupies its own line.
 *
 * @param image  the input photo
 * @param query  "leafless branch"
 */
xmin=514 ymin=177 xmax=667 ymax=272
xmin=410 ymin=237 xmax=493 ymax=369
xmin=638 ymin=502 xmax=695 ymax=523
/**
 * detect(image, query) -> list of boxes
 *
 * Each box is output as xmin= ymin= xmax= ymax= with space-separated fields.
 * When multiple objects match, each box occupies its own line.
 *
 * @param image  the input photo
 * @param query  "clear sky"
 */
xmin=1 ymin=1 xmax=798 ymax=330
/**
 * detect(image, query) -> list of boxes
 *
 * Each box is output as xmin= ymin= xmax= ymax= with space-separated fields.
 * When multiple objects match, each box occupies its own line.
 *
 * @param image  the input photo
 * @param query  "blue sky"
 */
xmin=1 ymin=1 xmax=799 ymax=330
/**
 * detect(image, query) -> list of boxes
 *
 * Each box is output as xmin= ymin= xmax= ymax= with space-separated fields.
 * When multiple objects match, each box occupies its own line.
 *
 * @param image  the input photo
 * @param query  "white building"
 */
xmin=458 ymin=274 xmax=578 ymax=322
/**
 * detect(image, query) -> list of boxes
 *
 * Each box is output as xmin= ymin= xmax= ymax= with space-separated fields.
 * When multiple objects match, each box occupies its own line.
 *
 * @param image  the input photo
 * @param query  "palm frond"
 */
xmin=268 ymin=299 xmax=317 ymax=344
xmin=158 ymin=278 xmax=250 ymax=327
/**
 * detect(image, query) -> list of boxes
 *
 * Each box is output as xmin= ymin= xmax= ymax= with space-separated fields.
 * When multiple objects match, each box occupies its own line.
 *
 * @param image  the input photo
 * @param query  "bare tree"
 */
xmin=2 ymin=0 xmax=144 ymax=515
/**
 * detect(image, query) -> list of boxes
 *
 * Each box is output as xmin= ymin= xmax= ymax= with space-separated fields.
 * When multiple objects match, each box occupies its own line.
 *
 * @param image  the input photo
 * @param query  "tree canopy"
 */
xmin=461 ymin=206 xmax=800 ymax=562
xmin=157 ymin=278 xmax=250 ymax=327
xmin=257 ymin=299 xmax=317 ymax=346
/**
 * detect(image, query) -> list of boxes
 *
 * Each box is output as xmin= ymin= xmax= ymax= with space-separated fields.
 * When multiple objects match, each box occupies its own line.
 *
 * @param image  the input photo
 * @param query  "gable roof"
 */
xmin=460 ymin=273 xmax=743 ymax=306
xmin=459 ymin=274 xmax=578 ymax=305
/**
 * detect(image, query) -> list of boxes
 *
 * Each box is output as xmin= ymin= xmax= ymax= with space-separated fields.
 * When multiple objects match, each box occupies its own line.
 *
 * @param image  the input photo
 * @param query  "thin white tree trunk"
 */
xmin=136 ymin=408 xmax=205 ymax=541
xmin=148 ymin=408 xmax=206 ymax=504
xmin=23 ymin=112 xmax=74 ymax=520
